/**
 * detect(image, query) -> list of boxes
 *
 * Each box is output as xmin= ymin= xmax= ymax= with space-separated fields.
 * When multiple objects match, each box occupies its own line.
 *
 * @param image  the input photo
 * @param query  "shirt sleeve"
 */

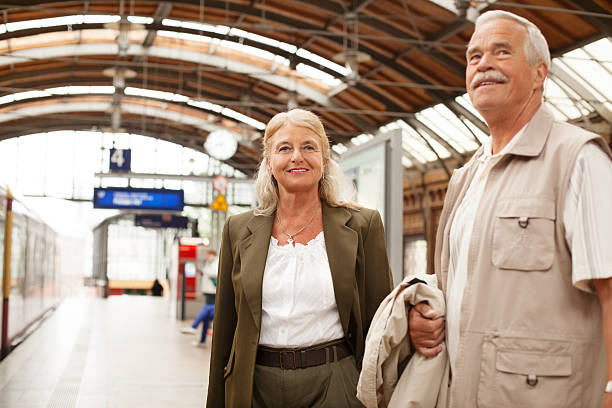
xmin=564 ymin=141 xmax=612 ymax=293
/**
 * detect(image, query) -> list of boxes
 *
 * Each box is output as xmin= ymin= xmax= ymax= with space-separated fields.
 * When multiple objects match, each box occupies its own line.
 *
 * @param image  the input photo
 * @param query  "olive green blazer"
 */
xmin=206 ymin=201 xmax=393 ymax=408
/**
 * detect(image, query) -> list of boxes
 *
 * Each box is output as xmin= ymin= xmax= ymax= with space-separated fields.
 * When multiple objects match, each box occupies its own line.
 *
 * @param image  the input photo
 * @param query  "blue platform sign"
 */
xmin=109 ymin=148 xmax=131 ymax=172
xmin=93 ymin=187 xmax=184 ymax=211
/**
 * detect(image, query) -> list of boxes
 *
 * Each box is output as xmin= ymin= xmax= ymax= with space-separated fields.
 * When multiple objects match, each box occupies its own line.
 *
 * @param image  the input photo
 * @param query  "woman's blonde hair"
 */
xmin=254 ymin=109 xmax=359 ymax=215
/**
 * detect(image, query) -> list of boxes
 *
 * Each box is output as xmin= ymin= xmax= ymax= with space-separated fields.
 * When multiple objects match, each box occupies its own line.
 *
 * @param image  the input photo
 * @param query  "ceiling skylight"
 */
xmin=0 ymin=85 xmax=265 ymax=131
xmin=125 ymin=87 xmax=265 ymax=130
xmin=0 ymin=14 xmax=345 ymax=88
xmin=296 ymin=63 xmax=342 ymax=87
xmin=2 ymin=15 xmax=123 ymax=33
xmin=160 ymin=18 xmax=345 ymax=77
xmin=0 ymin=86 xmax=115 ymax=105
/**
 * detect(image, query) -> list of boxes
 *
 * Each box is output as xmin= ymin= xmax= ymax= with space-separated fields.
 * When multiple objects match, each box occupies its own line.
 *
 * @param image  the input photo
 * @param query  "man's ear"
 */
xmin=534 ymin=61 xmax=548 ymax=89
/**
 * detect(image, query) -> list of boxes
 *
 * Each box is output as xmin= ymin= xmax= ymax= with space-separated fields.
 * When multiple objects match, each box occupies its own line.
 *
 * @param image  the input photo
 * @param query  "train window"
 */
xmin=10 ymin=220 xmax=27 ymax=294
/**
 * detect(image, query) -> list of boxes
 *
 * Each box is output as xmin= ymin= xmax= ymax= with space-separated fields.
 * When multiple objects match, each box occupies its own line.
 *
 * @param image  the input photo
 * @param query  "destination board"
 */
xmin=93 ymin=187 xmax=184 ymax=211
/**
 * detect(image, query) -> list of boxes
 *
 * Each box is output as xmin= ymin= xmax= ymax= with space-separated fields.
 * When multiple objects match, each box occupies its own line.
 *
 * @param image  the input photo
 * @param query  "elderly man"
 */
xmin=409 ymin=10 xmax=612 ymax=408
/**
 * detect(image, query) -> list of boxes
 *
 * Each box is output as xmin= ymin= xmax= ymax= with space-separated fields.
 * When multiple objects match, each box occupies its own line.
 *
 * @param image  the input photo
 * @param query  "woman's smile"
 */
xmin=268 ymin=123 xmax=325 ymax=194
xmin=288 ymin=167 xmax=309 ymax=174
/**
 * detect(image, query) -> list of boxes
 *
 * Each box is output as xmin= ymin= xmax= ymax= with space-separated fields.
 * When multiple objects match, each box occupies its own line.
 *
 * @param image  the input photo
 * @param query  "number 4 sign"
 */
xmin=110 ymin=148 xmax=131 ymax=172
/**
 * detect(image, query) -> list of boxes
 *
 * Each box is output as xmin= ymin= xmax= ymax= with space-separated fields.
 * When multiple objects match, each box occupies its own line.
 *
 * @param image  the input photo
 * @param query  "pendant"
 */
xmin=287 ymin=235 xmax=294 ymax=244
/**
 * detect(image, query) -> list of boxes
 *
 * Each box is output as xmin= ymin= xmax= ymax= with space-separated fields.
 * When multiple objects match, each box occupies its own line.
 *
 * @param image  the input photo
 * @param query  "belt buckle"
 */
xmin=279 ymin=350 xmax=297 ymax=370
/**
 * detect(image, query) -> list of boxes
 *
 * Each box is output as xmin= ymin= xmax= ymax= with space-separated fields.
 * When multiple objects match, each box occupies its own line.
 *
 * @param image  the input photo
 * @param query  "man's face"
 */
xmin=465 ymin=19 xmax=546 ymax=116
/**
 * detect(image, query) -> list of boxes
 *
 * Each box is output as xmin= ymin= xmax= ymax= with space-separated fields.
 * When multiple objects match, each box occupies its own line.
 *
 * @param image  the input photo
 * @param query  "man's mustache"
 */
xmin=469 ymin=71 xmax=509 ymax=90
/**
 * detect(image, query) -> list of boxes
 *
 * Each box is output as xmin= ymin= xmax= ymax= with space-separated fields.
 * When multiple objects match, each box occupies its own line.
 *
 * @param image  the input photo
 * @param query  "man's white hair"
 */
xmin=475 ymin=10 xmax=551 ymax=69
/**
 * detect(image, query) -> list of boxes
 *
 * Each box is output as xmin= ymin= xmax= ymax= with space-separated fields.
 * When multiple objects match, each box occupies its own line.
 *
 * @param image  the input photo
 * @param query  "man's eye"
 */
xmin=469 ymin=54 xmax=481 ymax=62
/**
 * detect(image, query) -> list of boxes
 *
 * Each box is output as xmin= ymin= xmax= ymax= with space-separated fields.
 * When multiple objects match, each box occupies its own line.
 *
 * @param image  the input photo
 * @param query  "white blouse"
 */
xmin=259 ymin=231 xmax=345 ymax=348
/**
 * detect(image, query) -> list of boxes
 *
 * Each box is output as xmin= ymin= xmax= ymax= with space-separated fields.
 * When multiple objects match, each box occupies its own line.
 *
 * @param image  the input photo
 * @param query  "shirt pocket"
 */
xmin=492 ymin=198 xmax=556 ymax=271
xmin=477 ymin=334 xmax=580 ymax=408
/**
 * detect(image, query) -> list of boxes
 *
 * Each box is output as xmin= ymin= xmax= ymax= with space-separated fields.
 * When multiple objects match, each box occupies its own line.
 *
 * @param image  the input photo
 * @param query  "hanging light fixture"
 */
xmin=332 ymin=12 xmax=370 ymax=86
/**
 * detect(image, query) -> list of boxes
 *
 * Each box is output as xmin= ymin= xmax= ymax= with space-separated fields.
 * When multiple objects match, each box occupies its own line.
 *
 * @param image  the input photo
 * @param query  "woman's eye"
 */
xmin=278 ymin=146 xmax=290 ymax=152
xmin=304 ymin=145 xmax=315 ymax=151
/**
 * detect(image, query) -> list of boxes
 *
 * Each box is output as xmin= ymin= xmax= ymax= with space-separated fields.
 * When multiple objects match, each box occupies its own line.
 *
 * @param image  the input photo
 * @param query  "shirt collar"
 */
xmin=478 ymin=104 xmax=554 ymax=162
xmin=480 ymin=124 xmax=526 ymax=163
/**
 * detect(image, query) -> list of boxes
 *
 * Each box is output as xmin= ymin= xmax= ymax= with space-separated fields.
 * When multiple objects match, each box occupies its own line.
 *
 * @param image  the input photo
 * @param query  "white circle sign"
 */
xmin=213 ymin=175 xmax=229 ymax=192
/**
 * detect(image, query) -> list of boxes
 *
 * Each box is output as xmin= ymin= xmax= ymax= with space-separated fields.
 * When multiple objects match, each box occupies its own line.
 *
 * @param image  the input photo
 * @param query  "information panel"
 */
xmin=340 ymin=130 xmax=403 ymax=286
xmin=93 ymin=187 xmax=184 ymax=211
xmin=341 ymin=143 xmax=386 ymax=221
xmin=135 ymin=214 xmax=189 ymax=229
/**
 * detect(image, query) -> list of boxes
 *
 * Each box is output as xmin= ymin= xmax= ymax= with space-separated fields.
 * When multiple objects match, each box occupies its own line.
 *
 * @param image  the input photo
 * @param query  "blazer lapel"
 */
xmin=322 ymin=202 xmax=358 ymax=333
xmin=238 ymin=213 xmax=274 ymax=330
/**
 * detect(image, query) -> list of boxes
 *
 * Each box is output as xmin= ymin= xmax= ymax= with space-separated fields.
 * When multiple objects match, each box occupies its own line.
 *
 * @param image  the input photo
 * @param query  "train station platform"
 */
xmin=0 ymin=292 xmax=210 ymax=407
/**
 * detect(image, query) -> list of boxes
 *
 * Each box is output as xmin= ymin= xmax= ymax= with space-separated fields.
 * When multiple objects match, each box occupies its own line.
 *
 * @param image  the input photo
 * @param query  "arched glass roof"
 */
xmin=335 ymin=36 xmax=612 ymax=170
xmin=0 ymin=1 xmax=609 ymax=178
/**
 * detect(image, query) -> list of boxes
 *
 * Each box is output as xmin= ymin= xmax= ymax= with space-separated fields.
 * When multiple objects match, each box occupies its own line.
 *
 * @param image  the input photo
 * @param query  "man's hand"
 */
xmin=408 ymin=302 xmax=445 ymax=357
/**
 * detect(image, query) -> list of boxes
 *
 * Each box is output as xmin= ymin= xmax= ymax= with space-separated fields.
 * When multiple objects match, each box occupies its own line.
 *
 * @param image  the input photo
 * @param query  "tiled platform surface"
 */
xmin=0 ymin=293 xmax=210 ymax=407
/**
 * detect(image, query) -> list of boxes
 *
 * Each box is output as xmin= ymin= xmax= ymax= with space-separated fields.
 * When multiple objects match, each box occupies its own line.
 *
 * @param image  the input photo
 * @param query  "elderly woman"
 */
xmin=206 ymin=109 xmax=393 ymax=408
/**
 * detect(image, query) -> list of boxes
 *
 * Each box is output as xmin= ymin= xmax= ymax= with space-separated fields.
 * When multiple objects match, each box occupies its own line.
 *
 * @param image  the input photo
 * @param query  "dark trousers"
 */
xmin=252 ymin=343 xmax=364 ymax=408
xmin=204 ymin=293 xmax=216 ymax=305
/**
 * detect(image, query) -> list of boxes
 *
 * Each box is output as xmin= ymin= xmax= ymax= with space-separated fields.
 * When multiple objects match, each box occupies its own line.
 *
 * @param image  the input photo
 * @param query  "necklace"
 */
xmin=276 ymin=207 xmax=318 ymax=244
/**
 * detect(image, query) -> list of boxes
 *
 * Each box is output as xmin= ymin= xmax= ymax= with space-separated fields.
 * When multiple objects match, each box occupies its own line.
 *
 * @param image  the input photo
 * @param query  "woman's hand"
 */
xmin=408 ymin=302 xmax=445 ymax=357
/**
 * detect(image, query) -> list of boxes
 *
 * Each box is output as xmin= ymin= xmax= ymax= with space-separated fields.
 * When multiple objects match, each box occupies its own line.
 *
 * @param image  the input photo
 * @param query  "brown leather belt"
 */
xmin=256 ymin=340 xmax=352 ymax=370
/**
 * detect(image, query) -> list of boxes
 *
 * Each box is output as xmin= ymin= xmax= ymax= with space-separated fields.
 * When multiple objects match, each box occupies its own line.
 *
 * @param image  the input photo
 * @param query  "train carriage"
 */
xmin=1 ymin=183 xmax=60 ymax=357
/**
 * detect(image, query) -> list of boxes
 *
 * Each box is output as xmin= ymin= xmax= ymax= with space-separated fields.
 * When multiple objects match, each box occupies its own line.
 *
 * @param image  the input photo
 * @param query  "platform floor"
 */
xmin=0 ymin=293 xmax=211 ymax=407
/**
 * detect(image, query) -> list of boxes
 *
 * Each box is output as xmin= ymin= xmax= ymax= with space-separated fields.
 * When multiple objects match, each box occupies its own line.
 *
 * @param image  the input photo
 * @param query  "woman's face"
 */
xmin=268 ymin=123 xmax=325 ymax=195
